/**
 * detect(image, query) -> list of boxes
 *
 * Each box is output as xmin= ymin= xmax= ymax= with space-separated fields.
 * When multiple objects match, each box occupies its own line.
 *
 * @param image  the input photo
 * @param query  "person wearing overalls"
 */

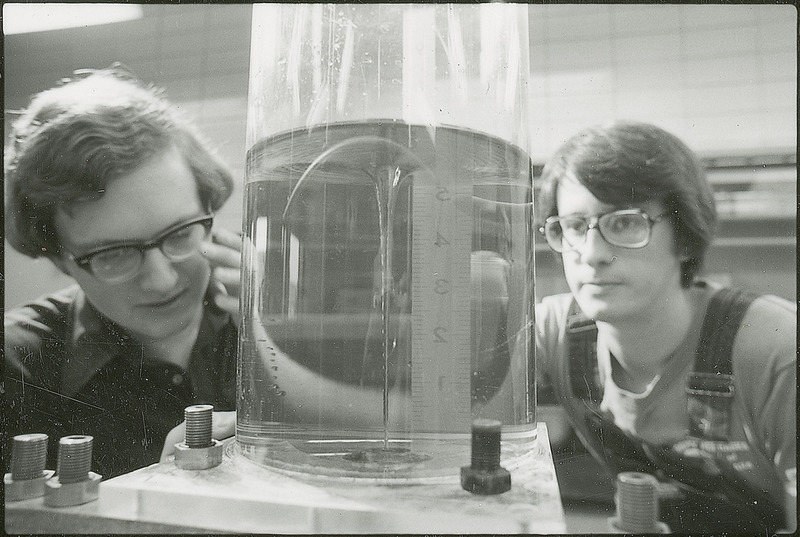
xmin=534 ymin=121 xmax=796 ymax=533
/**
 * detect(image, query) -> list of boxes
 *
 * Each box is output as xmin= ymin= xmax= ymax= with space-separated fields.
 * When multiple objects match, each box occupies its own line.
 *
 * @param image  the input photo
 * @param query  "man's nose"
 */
xmin=578 ymin=226 xmax=615 ymax=266
xmin=138 ymin=248 xmax=180 ymax=290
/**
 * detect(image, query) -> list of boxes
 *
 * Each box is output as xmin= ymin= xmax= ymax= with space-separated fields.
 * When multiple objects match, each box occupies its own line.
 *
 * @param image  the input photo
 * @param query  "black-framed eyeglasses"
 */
xmin=67 ymin=215 xmax=214 ymax=283
xmin=540 ymin=209 xmax=668 ymax=253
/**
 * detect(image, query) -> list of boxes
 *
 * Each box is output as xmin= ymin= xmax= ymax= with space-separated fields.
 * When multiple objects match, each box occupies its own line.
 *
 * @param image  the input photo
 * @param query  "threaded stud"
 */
xmin=470 ymin=419 xmax=502 ymax=470
xmin=609 ymin=471 xmax=669 ymax=533
xmin=184 ymin=404 xmax=214 ymax=448
xmin=56 ymin=435 xmax=93 ymax=484
xmin=11 ymin=433 xmax=49 ymax=481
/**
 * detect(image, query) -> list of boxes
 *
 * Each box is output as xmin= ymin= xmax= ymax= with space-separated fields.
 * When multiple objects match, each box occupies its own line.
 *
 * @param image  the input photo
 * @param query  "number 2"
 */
xmin=433 ymin=326 xmax=448 ymax=343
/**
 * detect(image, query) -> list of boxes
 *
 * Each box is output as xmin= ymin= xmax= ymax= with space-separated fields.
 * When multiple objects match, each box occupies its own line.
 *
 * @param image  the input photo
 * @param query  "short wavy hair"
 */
xmin=5 ymin=67 xmax=234 ymax=259
xmin=536 ymin=121 xmax=716 ymax=287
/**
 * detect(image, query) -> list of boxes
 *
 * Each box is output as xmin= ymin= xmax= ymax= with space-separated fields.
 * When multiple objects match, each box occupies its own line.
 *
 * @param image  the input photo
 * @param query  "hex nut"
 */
xmin=460 ymin=466 xmax=512 ymax=495
xmin=4 ymin=470 xmax=55 ymax=501
xmin=43 ymin=472 xmax=102 ymax=507
xmin=174 ymin=439 xmax=223 ymax=470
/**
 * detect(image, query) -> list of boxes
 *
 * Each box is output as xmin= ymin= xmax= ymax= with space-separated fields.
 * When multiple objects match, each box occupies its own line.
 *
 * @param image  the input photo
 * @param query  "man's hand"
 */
xmin=160 ymin=411 xmax=237 ymax=462
xmin=202 ymin=227 xmax=242 ymax=324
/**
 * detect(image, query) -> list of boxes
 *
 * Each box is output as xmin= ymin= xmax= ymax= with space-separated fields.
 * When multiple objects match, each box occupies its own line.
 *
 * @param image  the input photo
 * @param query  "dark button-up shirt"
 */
xmin=3 ymin=285 xmax=237 ymax=478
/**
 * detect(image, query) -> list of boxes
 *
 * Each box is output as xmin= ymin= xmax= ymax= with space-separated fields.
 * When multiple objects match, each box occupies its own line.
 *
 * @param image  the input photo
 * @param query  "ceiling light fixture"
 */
xmin=3 ymin=3 xmax=143 ymax=35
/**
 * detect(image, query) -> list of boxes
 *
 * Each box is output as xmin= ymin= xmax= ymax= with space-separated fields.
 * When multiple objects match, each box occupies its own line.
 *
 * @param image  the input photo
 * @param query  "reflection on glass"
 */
xmin=239 ymin=4 xmax=534 ymax=482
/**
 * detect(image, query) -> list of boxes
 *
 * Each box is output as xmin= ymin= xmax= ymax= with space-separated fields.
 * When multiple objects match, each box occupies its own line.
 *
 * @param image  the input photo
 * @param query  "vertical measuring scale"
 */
xmin=411 ymin=132 xmax=473 ymax=434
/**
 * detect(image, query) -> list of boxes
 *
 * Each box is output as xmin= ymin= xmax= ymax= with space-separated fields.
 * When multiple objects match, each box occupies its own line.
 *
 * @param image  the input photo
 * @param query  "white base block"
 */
xmin=6 ymin=423 xmax=565 ymax=534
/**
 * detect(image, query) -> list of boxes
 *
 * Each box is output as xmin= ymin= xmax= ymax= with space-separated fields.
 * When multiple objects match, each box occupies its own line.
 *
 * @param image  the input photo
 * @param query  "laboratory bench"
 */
xmin=4 ymin=424 xmax=593 ymax=534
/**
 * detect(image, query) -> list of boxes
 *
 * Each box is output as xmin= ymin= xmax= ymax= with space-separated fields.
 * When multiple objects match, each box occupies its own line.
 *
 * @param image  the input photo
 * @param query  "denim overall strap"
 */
xmin=564 ymin=289 xmax=784 ymax=533
xmin=565 ymin=300 xmax=602 ymax=403
xmin=687 ymin=288 xmax=758 ymax=439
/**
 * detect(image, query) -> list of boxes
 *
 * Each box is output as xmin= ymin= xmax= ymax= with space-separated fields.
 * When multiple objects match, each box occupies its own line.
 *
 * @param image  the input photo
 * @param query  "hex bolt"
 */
xmin=174 ymin=404 xmax=223 ymax=470
xmin=4 ymin=433 xmax=54 ymax=501
xmin=460 ymin=419 xmax=511 ymax=495
xmin=44 ymin=435 xmax=102 ymax=507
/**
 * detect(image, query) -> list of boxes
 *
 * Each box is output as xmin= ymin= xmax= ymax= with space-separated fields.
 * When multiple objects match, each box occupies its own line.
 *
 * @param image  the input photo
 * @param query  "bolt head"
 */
xmin=174 ymin=438 xmax=223 ymax=470
xmin=43 ymin=472 xmax=102 ymax=507
xmin=461 ymin=465 xmax=511 ymax=495
xmin=4 ymin=470 xmax=55 ymax=501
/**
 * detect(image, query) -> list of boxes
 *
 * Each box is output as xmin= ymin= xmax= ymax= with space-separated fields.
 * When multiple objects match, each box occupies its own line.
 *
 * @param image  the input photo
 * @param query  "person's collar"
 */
xmin=61 ymin=289 xmax=131 ymax=397
xmin=61 ymin=285 xmax=233 ymax=397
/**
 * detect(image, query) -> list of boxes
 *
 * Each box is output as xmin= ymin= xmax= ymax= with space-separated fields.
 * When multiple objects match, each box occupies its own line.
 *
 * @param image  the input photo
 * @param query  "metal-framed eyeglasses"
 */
xmin=540 ymin=209 xmax=668 ymax=253
xmin=66 ymin=215 xmax=214 ymax=283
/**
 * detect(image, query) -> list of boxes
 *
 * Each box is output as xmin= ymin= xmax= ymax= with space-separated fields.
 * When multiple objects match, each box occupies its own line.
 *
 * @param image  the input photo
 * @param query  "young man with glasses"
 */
xmin=535 ymin=121 xmax=795 ymax=532
xmin=4 ymin=68 xmax=241 ymax=478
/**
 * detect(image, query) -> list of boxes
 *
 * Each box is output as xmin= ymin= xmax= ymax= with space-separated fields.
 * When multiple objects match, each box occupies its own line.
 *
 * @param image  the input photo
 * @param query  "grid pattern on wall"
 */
xmin=528 ymin=4 xmax=797 ymax=161
xmin=6 ymin=5 xmax=796 ymax=180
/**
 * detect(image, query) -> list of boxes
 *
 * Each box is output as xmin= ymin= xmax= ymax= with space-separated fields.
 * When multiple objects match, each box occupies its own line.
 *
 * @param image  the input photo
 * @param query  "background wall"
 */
xmin=528 ymin=4 xmax=796 ymax=161
xmin=4 ymin=4 xmax=796 ymax=308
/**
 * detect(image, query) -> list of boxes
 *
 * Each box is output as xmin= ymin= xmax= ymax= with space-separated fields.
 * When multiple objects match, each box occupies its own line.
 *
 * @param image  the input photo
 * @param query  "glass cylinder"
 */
xmin=239 ymin=3 xmax=534 ymax=482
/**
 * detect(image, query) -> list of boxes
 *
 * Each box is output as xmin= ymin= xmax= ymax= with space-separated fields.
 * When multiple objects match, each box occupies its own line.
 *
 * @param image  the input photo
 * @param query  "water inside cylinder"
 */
xmin=238 ymin=120 xmax=535 ymax=482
